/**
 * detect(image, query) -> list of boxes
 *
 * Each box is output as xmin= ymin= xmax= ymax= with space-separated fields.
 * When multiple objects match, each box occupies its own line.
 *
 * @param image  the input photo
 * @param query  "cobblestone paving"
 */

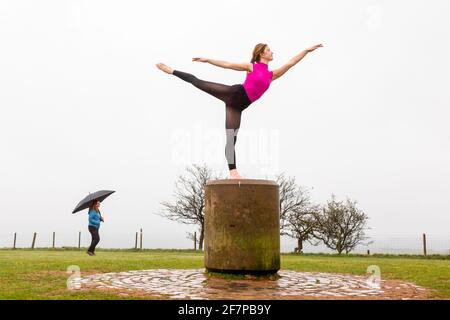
xmin=72 ymin=269 xmax=429 ymax=300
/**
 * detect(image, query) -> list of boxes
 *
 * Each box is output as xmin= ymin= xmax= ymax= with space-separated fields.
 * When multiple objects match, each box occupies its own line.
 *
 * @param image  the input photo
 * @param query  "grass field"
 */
xmin=0 ymin=249 xmax=449 ymax=299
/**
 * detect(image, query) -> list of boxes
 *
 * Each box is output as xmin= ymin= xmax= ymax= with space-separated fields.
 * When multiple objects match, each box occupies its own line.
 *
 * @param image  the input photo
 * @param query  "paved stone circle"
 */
xmin=72 ymin=269 xmax=429 ymax=300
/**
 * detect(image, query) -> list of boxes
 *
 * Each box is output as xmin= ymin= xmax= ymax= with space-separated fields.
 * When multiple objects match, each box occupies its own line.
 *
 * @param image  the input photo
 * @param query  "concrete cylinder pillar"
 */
xmin=204 ymin=179 xmax=280 ymax=274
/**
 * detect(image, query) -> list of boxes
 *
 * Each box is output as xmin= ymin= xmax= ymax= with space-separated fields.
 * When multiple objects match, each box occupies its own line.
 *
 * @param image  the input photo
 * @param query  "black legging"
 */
xmin=88 ymin=226 xmax=100 ymax=253
xmin=172 ymin=70 xmax=252 ymax=170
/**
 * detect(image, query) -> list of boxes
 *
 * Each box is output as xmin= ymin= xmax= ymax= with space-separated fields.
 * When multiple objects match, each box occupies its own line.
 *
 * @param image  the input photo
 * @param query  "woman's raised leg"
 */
xmin=157 ymin=63 xmax=235 ymax=103
xmin=172 ymin=70 xmax=235 ymax=103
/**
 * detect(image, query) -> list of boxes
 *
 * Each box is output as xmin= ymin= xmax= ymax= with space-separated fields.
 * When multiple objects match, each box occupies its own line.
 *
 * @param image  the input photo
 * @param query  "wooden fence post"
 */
xmin=194 ymin=232 xmax=197 ymax=251
xmin=140 ymin=228 xmax=143 ymax=251
xmin=422 ymin=233 xmax=427 ymax=256
xmin=13 ymin=233 xmax=17 ymax=250
xmin=31 ymin=232 xmax=37 ymax=249
xmin=52 ymin=232 xmax=55 ymax=249
xmin=78 ymin=231 xmax=81 ymax=249
xmin=135 ymin=232 xmax=138 ymax=250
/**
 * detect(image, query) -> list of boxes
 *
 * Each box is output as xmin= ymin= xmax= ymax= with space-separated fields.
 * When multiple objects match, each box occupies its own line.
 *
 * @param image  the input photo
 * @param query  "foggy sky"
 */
xmin=1 ymin=0 xmax=449 ymax=251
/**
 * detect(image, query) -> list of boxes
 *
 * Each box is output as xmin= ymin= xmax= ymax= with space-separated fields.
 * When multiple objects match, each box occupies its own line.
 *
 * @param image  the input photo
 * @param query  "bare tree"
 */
xmin=275 ymin=173 xmax=319 ymax=253
xmin=158 ymin=163 xmax=219 ymax=250
xmin=313 ymin=194 xmax=372 ymax=254
xmin=275 ymin=173 xmax=312 ymax=231
xmin=283 ymin=204 xmax=321 ymax=254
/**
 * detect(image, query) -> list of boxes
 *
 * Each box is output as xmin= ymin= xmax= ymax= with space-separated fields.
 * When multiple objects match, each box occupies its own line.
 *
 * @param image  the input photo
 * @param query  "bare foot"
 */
xmin=156 ymin=63 xmax=174 ymax=75
xmin=228 ymin=169 xmax=244 ymax=179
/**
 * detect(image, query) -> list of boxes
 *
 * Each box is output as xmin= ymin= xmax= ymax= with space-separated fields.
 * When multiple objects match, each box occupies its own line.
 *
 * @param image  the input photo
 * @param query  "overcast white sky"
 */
xmin=0 ymin=0 xmax=449 ymax=252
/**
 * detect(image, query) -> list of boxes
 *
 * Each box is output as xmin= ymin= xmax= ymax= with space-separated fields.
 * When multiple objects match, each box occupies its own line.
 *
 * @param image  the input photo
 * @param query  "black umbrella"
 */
xmin=72 ymin=190 xmax=115 ymax=214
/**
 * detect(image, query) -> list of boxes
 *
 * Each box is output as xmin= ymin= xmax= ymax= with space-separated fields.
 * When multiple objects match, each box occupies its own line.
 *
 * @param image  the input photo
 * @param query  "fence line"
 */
xmin=3 ymin=231 xmax=450 ymax=255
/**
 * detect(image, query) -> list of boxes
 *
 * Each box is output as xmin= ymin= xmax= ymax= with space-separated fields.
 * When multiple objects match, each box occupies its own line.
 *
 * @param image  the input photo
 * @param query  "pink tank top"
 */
xmin=242 ymin=62 xmax=273 ymax=103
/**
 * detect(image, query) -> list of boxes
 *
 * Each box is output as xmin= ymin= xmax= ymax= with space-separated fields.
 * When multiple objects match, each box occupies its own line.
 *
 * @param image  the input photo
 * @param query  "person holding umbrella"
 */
xmin=72 ymin=190 xmax=115 ymax=257
xmin=87 ymin=200 xmax=103 ymax=256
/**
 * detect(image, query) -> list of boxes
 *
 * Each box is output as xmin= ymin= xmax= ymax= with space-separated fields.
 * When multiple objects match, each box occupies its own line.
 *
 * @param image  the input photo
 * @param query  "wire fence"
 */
xmin=291 ymin=234 xmax=450 ymax=255
xmin=1 ymin=231 xmax=449 ymax=255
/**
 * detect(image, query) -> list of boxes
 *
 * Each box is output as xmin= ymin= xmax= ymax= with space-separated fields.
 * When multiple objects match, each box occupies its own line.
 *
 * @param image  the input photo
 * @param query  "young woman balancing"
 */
xmin=156 ymin=43 xmax=323 ymax=179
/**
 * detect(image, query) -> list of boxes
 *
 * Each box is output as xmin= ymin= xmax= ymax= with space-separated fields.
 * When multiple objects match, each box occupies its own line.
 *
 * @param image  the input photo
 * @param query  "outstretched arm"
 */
xmin=192 ymin=57 xmax=252 ymax=72
xmin=272 ymin=44 xmax=323 ymax=81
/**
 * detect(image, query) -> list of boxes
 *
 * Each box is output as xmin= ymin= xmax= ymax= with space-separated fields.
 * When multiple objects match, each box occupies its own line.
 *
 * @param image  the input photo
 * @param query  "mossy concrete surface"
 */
xmin=204 ymin=179 xmax=280 ymax=274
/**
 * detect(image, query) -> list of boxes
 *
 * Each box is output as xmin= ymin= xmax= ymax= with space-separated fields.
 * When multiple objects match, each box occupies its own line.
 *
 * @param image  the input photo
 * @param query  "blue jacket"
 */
xmin=88 ymin=208 xmax=101 ymax=229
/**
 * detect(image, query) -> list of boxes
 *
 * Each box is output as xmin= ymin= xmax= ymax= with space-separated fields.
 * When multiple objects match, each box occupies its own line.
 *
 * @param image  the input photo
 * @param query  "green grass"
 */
xmin=0 ymin=249 xmax=449 ymax=299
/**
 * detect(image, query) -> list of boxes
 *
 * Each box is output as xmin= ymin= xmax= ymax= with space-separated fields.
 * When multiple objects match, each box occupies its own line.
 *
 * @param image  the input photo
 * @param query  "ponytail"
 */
xmin=250 ymin=43 xmax=267 ymax=63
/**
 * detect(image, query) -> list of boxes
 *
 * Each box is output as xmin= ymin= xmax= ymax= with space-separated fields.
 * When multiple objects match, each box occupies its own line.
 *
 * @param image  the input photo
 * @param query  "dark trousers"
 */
xmin=88 ymin=226 xmax=100 ymax=253
xmin=172 ymin=70 xmax=252 ymax=170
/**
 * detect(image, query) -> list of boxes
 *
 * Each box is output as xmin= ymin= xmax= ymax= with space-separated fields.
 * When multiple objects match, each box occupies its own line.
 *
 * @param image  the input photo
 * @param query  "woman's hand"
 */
xmin=192 ymin=57 xmax=208 ymax=63
xmin=305 ymin=44 xmax=323 ymax=53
